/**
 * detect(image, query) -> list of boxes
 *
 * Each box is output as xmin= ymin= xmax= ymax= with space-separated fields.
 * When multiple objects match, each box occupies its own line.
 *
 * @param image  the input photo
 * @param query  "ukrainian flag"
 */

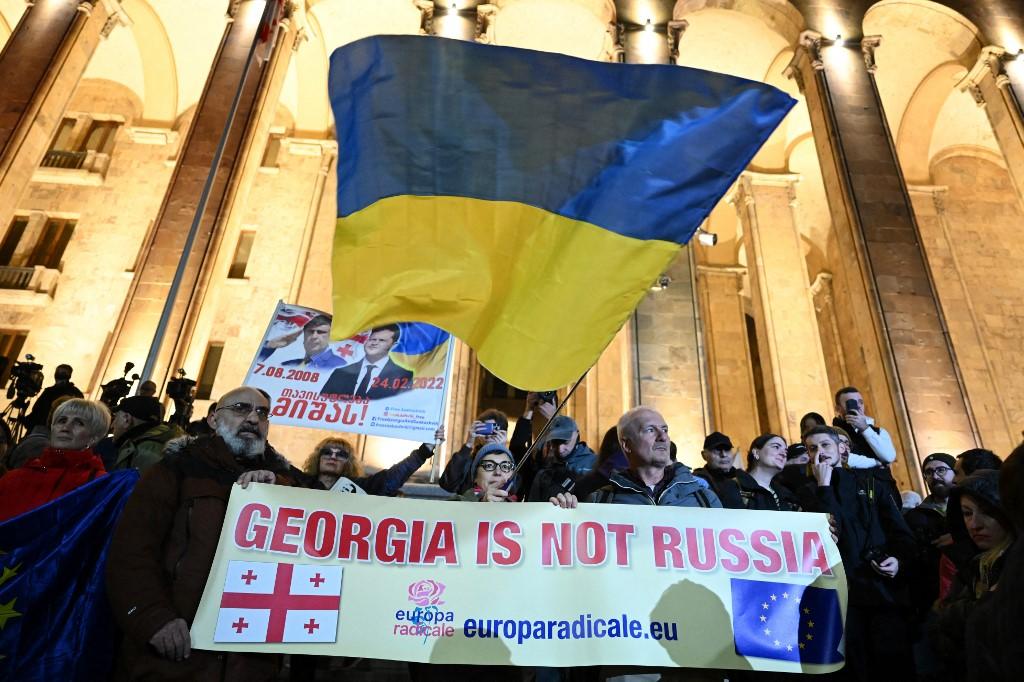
xmin=329 ymin=35 xmax=795 ymax=390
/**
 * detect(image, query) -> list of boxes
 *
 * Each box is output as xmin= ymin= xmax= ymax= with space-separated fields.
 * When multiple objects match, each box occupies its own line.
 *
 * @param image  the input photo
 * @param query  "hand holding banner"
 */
xmin=192 ymin=484 xmax=847 ymax=673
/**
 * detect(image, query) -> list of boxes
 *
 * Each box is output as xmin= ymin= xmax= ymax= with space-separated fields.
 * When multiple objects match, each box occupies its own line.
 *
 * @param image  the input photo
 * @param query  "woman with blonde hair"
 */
xmin=303 ymin=426 xmax=443 ymax=495
xmin=0 ymin=398 xmax=111 ymax=521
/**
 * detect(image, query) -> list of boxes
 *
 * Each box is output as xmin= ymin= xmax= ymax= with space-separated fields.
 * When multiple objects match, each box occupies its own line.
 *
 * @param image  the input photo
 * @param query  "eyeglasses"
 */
xmin=924 ymin=465 xmax=953 ymax=478
xmin=217 ymin=402 xmax=270 ymax=421
xmin=478 ymin=460 xmax=513 ymax=473
xmin=320 ymin=448 xmax=350 ymax=459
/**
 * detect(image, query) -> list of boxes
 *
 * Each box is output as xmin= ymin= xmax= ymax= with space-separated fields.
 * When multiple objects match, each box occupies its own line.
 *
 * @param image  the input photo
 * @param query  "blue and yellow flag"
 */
xmin=329 ymin=35 xmax=795 ymax=389
xmin=0 ymin=470 xmax=138 ymax=681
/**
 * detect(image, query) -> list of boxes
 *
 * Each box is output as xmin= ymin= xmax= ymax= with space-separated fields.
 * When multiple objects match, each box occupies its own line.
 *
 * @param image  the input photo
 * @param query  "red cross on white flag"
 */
xmin=214 ymin=561 xmax=343 ymax=643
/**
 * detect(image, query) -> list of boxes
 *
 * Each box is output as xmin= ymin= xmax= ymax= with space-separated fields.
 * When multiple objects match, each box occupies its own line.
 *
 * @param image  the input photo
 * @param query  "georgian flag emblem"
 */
xmin=214 ymin=561 xmax=343 ymax=643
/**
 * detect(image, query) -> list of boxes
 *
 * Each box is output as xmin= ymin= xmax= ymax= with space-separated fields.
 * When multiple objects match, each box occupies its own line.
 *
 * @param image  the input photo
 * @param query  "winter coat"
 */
xmin=932 ymin=543 xmax=1011 ymax=681
xmin=23 ymin=381 xmax=83 ymax=430
xmin=802 ymin=467 xmax=915 ymax=606
xmin=590 ymin=463 xmax=721 ymax=508
xmin=693 ymin=466 xmax=800 ymax=511
xmin=0 ymin=446 xmax=106 ymax=521
xmin=111 ymin=421 xmax=185 ymax=473
xmin=348 ymin=443 xmax=433 ymax=495
xmin=105 ymin=435 xmax=312 ymax=681
xmin=525 ymin=442 xmax=597 ymax=502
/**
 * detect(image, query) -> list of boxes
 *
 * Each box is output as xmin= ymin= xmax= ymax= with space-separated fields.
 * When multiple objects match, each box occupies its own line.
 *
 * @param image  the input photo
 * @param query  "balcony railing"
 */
xmin=41 ymin=149 xmax=88 ymax=170
xmin=0 ymin=266 xmax=35 ymax=290
xmin=0 ymin=266 xmax=59 ymax=297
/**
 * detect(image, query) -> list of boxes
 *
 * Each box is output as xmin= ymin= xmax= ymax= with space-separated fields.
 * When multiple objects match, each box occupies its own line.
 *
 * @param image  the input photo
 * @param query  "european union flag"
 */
xmin=730 ymin=577 xmax=844 ymax=665
xmin=0 ymin=470 xmax=138 ymax=681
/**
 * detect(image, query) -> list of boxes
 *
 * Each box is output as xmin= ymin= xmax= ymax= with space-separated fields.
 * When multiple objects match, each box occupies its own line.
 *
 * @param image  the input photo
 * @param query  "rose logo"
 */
xmin=407 ymin=579 xmax=446 ymax=606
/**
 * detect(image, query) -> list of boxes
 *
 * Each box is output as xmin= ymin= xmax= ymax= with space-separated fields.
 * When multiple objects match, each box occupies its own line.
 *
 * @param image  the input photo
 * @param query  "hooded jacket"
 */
xmin=111 ymin=421 xmax=185 ymax=473
xmin=590 ymin=462 xmax=721 ymax=508
xmin=525 ymin=441 xmax=597 ymax=502
xmin=105 ymin=435 xmax=311 ymax=681
xmin=932 ymin=470 xmax=1015 ymax=681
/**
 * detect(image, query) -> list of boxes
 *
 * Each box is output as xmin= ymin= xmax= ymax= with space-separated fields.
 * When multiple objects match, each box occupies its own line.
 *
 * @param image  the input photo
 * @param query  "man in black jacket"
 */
xmin=692 ymin=431 xmax=746 ymax=508
xmin=24 ymin=364 xmax=83 ymax=430
xmin=803 ymin=425 xmax=915 ymax=681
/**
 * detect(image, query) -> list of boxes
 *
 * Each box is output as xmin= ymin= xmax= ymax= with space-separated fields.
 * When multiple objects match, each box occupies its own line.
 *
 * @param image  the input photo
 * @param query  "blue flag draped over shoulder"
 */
xmin=0 ymin=470 xmax=139 ymax=681
xmin=328 ymin=35 xmax=795 ymax=389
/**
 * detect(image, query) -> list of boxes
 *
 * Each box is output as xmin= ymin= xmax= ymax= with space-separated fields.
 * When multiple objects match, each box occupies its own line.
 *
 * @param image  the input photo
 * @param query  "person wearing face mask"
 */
xmin=105 ymin=386 xmax=312 ymax=681
xmin=0 ymin=398 xmax=110 ymax=521
xmin=802 ymin=425 xmax=916 ymax=681
xmin=932 ymin=469 xmax=1016 ymax=681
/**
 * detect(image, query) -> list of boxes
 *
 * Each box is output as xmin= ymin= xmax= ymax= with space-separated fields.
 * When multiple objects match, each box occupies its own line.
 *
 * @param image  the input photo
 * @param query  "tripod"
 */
xmin=0 ymin=394 xmax=32 ymax=456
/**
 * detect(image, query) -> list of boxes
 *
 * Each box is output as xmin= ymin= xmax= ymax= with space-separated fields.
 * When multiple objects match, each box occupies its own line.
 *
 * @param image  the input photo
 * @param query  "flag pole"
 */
xmin=506 ymin=369 xmax=591 ymax=483
xmin=141 ymin=0 xmax=280 ymax=384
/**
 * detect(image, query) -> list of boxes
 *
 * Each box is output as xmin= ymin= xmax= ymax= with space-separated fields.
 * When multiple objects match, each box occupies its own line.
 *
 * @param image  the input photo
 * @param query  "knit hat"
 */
xmin=115 ymin=396 xmax=162 ymax=424
xmin=471 ymin=443 xmax=514 ymax=474
xmin=921 ymin=452 xmax=956 ymax=472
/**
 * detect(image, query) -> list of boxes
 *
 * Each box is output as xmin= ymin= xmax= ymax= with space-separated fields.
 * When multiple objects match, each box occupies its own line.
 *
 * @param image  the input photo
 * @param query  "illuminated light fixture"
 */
xmin=651 ymin=274 xmax=671 ymax=291
xmin=644 ymin=18 xmax=654 ymax=33
xmin=696 ymin=227 xmax=718 ymax=247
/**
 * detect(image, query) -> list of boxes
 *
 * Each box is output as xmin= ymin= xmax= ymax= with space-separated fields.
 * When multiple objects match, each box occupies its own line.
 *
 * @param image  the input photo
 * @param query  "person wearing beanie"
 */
xmin=903 ymin=453 xmax=961 ymax=672
xmin=109 ymin=395 xmax=183 ymax=472
xmin=932 ymin=469 xmax=1017 ymax=681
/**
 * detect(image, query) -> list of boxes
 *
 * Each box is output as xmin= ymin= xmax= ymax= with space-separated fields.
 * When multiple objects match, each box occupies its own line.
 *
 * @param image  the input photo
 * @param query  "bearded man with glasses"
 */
xmin=106 ymin=386 xmax=312 ymax=681
xmin=904 ymin=452 xmax=965 ymax=676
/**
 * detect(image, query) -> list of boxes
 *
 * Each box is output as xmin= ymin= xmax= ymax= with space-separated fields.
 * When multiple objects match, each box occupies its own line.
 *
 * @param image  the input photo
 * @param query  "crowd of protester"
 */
xmin=0 ymin=365 xmax=1021 ymax=682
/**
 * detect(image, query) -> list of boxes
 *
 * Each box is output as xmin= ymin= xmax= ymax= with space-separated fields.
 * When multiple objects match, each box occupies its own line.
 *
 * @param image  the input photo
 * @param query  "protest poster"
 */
xmin=191 ymin=484 xmax=848 ymax=673
xmin=245 ymin=302 xmax=453 ymax=442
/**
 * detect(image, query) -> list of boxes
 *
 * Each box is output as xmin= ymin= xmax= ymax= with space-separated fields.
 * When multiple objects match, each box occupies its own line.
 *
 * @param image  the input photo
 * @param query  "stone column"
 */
xmin=98 ymin=0 xmax=297 ymax=387
xmin=0 ymin=0 xmax=117 ymax=230
xmin=633 ymin=248 xmax=710 ymax=467
xmin=734 ymin=172 xmax=833 ymax=442
xmin=695 ymin=264 xmax=760 ymax=448
xmin=908 ymin=185 xmax=1014 ymax=454
xmin=787 ymin=32 xmax=976 ymax=488
xmin=809 ymin=272 xmax=849 ymax=392
xmin=962 ymin=47 xmax=1024 ymax=207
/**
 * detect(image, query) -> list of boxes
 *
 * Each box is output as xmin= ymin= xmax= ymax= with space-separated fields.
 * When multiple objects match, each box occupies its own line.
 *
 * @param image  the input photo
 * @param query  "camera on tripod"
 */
xmin=99 ymin=362 xmax=140 ymax=412
xmin=6 ymin=354 xmax=44 ymax=405
xmin=167 ymin=369 xmax=196 ymax=427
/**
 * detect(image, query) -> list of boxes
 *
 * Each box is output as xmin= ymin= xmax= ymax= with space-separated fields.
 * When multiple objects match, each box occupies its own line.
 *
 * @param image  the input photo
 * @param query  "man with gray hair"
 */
xmin=106 ymin=386 xmax=311 ymax=680
xmin=590 ymin=406 xmax=720 ymax=508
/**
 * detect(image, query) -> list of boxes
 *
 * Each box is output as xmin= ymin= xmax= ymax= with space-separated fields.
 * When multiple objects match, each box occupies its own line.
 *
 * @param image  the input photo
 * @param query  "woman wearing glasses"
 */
xmin=460 ymin=443 xmax=577 ymax=509
xmin=302 ymin=426 xmax=443 ymax=495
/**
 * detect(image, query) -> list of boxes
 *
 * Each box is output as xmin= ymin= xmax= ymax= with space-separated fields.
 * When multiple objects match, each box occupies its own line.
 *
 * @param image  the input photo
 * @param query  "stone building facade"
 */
xmin=1 ymin=0 xmax=1022 ymax=493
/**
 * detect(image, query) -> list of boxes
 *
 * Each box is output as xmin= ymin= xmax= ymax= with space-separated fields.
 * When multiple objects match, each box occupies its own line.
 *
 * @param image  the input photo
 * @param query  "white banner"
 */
xmin=244 ymin=302 xmax=454 ymax=442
